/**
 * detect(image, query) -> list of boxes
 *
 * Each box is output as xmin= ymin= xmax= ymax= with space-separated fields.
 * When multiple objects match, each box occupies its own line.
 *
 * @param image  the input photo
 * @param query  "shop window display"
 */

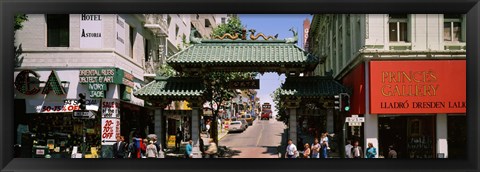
xmin=406 ymin=117 xmax=435 ymax=158
xmin=27 ymin=113 xmax=101 ymax=158
xmin=379 ymin=116 xmax=435 ymax=158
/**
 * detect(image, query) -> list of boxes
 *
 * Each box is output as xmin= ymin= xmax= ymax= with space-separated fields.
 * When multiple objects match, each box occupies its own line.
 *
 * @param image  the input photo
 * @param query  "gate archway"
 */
xmin=134 ymin=28 xmax=348 ymax=158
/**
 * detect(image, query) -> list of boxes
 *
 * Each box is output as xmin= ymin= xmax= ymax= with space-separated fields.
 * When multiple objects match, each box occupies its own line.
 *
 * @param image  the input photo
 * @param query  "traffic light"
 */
xmin=334 ymin=94 xmax=342 ymax=111
xmin=78 ymin=93 xmax=86 ymax=110
xmin=342 ymin=94 xmax=351 ymax=112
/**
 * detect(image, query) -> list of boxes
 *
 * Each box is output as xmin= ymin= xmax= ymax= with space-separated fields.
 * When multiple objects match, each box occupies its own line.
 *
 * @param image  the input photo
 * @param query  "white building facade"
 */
xmin=14 ymin=14 xmax=165 ymax=158
xmin=308 ymin=14 xmax=466 ymax=158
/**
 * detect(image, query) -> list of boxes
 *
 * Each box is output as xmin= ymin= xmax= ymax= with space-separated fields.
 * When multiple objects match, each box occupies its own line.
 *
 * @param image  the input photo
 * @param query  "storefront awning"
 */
xmin=133 ymin=76 xmax=204 ymax=101
xmin=279 ymin=76 xmax=348 ymax=98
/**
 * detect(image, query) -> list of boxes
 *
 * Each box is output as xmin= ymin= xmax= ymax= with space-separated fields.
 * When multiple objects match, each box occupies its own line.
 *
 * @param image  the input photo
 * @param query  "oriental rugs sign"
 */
xmin=79 ymin=68 xmax=133 ymax=99
xmin=369 ymin=60 xmax=466 ymax=114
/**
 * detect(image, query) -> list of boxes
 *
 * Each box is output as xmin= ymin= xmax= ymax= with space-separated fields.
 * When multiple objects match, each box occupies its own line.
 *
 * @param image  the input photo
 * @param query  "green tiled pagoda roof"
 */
xmin=167 ymin=40 xmax=318 ymax=71
xmin=280 ymin=76 xmax=347 ymax=98
xmin=134 ymin=76 xmax=204 ymax=99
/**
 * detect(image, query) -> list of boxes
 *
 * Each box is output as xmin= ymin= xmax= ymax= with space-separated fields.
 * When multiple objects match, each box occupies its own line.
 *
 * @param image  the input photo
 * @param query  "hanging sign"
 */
xmin=101 ymin=99 xmax=120 ymax=118
xmin=15 ymin=70 xmax=66 ymax=95
xmin=79 ymin=68 xmax=120 ymax=84
xmin=32 ymin=99 xmax=100 ymax=113
xmin=101 ymin=118 xmax=120 ymax=145
xmin=115 ymin=15 xmax=126 ymax=55
xmin=80 ymin=14 xmax=103 ymax=48
xmin=90 ymin=90 xmax=105 ymax=98
xmin=121 ymin=86 xmax=132 ymax=101
xmin=88 ymin=83 xmax=108 ymax=91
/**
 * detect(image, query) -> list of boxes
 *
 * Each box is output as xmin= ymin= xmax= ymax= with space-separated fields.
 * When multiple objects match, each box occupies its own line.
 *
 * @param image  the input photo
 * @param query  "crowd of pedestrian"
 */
xmin=112 ymin=135 xmax=164 ymax=159
xmin=286 ymin=134 xmax=398 ymax=159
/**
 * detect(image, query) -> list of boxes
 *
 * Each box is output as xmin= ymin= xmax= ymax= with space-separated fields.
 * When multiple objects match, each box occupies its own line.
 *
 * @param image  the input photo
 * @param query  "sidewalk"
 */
xmin=201 ymin=128 xmax=228 ymax=144
xmin=165 ymin=129 xmax=229 ymax=158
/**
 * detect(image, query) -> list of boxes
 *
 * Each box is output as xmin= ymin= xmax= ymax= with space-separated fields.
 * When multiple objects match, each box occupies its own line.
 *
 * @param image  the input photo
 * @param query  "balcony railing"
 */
xmin=144 ymin=58 xmax=162 ymax=76
xmin=144 ymin=14 xmax=168 ymax=36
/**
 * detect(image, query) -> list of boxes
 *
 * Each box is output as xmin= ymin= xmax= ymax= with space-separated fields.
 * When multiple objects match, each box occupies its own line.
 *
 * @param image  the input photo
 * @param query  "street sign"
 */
xmin=349 ymin=122 xmax=362 ymax=126
xmin=73 ymin=110 xmax=96 ymax=119
xmin=346 ymin=117 xmax=365 ymax=123
xmin=346 ymin=114 xmax=364 ymax=126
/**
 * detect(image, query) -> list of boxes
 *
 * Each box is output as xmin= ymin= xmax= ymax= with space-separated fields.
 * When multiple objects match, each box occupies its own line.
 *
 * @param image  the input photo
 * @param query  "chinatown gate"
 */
xmin=134 ymin=29 xmax=348 ymax=158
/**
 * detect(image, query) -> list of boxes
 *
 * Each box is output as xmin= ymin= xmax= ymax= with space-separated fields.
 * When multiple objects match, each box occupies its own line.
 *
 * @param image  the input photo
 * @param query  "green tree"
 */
xmin=200 ymin=16 xmax=257 ymax=145
xmin=211 ymin=16 xmax=244 ymax=38
xmin=202 ymin=72 xmax=255 ymax=144
xmin=156 ymin=63 xmax=178 ymax=77
xmin=14 ymin=14 xmax=28 ymax=67
xmin=271 ymin=87 xmax=288 ymax=126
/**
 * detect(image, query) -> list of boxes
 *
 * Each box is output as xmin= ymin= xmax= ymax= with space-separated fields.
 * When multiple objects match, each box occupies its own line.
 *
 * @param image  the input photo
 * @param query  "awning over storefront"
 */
xmin=279 ymin=76 xmax=348 ymax=98
xmin=133 ymin=76 xmax=204 ymax=104
xmin=167 ymin=40 xmax=319 ymax=73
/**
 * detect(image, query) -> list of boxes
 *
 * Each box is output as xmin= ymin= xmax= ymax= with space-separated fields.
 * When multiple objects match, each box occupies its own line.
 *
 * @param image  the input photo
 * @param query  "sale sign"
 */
xmin=369 ymin=60 xmax=466 ymax=114
xmin=31 ymin=99 xmax=100 ymax=113
xmin=101 ymin=99 xmax=120 ymax=118
xmin=101 ymin=118 xmax=120 ymax=145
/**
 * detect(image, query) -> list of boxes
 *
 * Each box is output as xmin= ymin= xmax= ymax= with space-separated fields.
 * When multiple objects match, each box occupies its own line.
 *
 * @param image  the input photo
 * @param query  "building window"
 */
xmin=129 ymin=25 xmax=135 ymax=58
xmin=205 ymin=19 xmax=212 ymax=27
xmin=175 ymin=25 xmax=179 ymax=38
xmin=221 ymin=17 xmax=226 ymax=24
xmin=338 ymin=24 xmax=343 ymax=69
xmin=356 ymin=16 xmax=361 ymax=49
xmin=167 ymin=15 xmax=171 ymax=25
xmin=444 ymin=14 xmax=463 ymax=42
xmin=46 ymin=14 xmax=69 ymax=47
xmin=388 ymin=14 xmax=409 ymax=42
xmin=144 ymin=39 xmax=150 ymax=62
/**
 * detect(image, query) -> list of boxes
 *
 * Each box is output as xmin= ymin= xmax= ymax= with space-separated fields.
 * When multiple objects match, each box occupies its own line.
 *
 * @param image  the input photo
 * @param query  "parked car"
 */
xmin=239 ymin=119 xmax=248 ymax=129
xmin=241 ymin=114 xmax=254 ymax=125
xmin=228 ymin=121 xmax=245 ymax=133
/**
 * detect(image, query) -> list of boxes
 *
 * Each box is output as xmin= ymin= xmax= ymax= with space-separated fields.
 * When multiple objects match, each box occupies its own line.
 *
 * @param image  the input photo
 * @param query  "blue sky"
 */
xmin=239 ymin=14 xmax=312 ymax=117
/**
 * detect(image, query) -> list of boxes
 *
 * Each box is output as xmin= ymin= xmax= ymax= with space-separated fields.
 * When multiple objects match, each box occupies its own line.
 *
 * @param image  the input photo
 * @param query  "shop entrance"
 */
xmin=379 ymin=116 xmax=436 ymax=158
xmin=447 ymin=115 xmax=467 ymax=158
xmin=378 ymin=116 xmax=407 ymax=158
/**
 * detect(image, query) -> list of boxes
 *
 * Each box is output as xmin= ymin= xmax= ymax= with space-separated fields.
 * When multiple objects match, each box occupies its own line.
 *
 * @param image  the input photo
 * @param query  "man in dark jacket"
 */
xmin=351 ymin=140 xmax=363 ymax=158
xmin=113 ymin=136 xmax=127 ymax=158
xmin=127 ymin=137 xmax=138 ymax=158
xmin=175 ymin=128 xmax=183 ymax=151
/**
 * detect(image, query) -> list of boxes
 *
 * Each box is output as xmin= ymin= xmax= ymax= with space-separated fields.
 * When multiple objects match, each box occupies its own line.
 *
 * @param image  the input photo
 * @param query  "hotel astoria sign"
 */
xmin=369 ymin=60 xmax=466 ymax=114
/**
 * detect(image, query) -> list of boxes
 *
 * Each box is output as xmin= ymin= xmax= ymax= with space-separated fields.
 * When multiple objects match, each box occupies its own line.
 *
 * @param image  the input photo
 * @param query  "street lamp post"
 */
xmin=77 ymin=93 xmax=87 ymax=158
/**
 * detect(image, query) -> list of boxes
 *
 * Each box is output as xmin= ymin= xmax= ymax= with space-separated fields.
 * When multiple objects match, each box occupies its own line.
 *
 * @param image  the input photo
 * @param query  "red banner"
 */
xmin=369 ymin=60 xmax=466 ymax=114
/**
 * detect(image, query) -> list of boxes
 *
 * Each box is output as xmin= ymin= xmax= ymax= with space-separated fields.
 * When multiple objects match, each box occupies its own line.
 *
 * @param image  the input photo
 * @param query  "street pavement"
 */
xmin=219 ymin=118 xmax=287 ymax=158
